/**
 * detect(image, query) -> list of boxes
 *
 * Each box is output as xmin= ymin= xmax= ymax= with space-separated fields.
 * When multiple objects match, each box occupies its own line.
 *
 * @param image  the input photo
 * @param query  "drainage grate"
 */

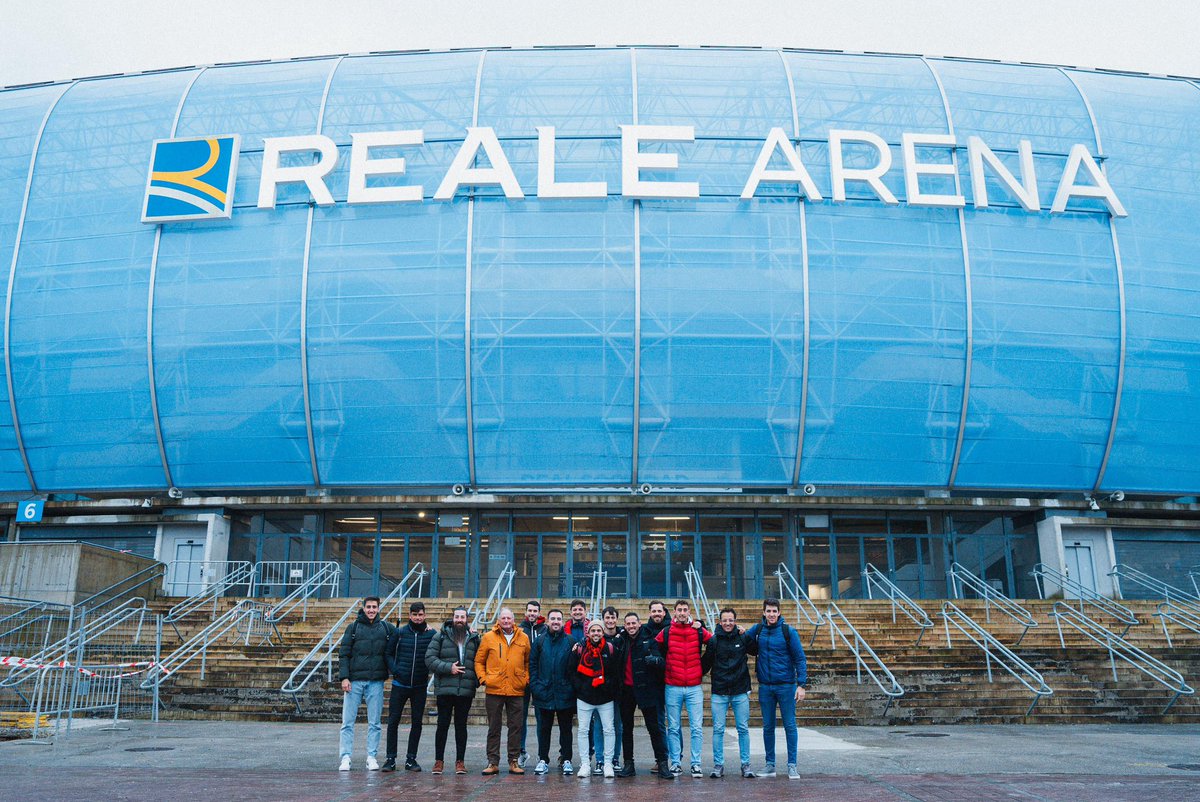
xmin=125 ymin=747 xmax=175 ymax=752
xmin=904 ymin=733 xmax=950 ymax=738
xmin=1167 ymin=764 xmax=1200 ymax=772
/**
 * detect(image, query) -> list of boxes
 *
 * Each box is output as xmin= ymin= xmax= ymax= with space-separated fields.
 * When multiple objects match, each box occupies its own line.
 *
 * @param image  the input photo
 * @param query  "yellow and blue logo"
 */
xmin=142 ymin=135 xmax=240 ymax=223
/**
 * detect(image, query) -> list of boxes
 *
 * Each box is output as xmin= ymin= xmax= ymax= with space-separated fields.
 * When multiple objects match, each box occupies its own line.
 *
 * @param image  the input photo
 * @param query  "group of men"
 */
xmin=337 ymin=595 xmax=808 ymax=780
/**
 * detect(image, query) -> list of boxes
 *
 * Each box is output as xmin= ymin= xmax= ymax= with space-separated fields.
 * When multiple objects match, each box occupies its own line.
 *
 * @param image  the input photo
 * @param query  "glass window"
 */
xmin=436 ymin=534 xmax=470 ymax=598
xmin=512 ymin=535 xmax=540 ymax=599
xmin=572 ymin=514 xmax=629 ymax=532
xmin=799 ymin=535 xmax=832 ymax=600
xmin=329 ymin=513 xmax=379 ymax=534
xmin=542 ymin=534 xmax=568 ymax=597
xmin=639 ymin=531 xmax=667 ymax=598
xmin=572 ymin=533 xmax=600 ymax=597
xmin=381 ymin=511 xmax=436 ymax=534
xmin=833 ymin=515 xmax=885 ymax=534
xmin=698 ymin=514 xmax=754 ymax=533
xmin=602 ymin=534 xmax=630 ymax=598
xmin=834 ymin=536 xmax=864 ymax=598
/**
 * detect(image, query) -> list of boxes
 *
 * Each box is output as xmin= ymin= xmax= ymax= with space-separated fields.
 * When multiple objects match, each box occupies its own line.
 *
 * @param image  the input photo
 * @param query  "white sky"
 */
xmin=5 ymin=0 xmax=1200 ymax=87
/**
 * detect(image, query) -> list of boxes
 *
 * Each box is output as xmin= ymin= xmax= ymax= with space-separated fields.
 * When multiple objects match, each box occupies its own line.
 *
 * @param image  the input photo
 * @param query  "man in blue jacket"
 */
xmin=528 ymin=609 xmax=577 ymax=775
xmin=745 ymin=598 xmax=807 ymax=780
xmin=382 ymin=601 xmax=435 ymax=772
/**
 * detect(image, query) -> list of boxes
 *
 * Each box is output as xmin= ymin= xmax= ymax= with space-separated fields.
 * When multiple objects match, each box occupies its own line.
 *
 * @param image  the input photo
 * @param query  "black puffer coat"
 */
xmin=425 ymin=621 xmax=481 ymax=697
xmin=702 ymin=626 xmax=757 ymax=696
xmin=529 ymin=628 xmax=576 ymax=710
xmin=386 ymin=621 xmax=434 ymax=687
xmin=337 ymin=609 xmax=395 ymax=682
xmin=613 ymin=625 xmax=665 ymax=708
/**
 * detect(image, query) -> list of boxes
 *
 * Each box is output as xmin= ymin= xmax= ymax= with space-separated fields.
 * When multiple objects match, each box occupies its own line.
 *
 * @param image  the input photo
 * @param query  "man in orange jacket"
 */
xmin=475 ymin=607 xmax=531 ymax=775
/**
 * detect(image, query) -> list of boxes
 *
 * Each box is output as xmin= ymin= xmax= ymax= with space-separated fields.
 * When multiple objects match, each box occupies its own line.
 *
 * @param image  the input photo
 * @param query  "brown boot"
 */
xmin=431 ymin=760 xmax=444 ymax=775
xmin=455 ymin=761 xmax=467 ymax=775
xmin=482 ymin=764 xmax=499 ymax=776
xmin=509 ymin=759 xmax=525 ymax=775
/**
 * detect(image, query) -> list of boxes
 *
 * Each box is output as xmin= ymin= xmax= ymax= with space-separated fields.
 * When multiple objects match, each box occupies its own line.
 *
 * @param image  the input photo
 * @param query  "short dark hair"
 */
xmin=364 ymin=596 xmax=381 ymax=606
xmin=547 ymin=609 xmax=563 ymax=618
xmin=570 ymin=599 xmax=586 ymax=609
xmin=526 ymin=600 xmax=541 ymax=610
xmin=674 ymin=599 xmax=689 ymax=609
xmin=624 ymin=612 xmax=640 ymax=621
xmin=452 ymin=605 xmax=469 ymax=617
xmin=648 ymin=600 xmax=665 ymax=611
xmin=409 ymin=601 xmax=425 ymax=613
xmin=762 ymin=598 xmax=781 ymax=611
xmin=719 ymin=607 xmax=737 ymax=619
xmin=602 ymin=606 xmax=619 ymax=618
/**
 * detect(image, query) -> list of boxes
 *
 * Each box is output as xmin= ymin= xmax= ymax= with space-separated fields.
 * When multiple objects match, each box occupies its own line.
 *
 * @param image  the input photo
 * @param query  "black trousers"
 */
xmin=620 ymin=692 xmax=667 ymax=765
xmin=385 ymin=684 xmax=426 ymax=761
xmin=434 ymin=695 xmax=473 ymax=762
xmin=535 ymin=707 xmax=574 ymax=763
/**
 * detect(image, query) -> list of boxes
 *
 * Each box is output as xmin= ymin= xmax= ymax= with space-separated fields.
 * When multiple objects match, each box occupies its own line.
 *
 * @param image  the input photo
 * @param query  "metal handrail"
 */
xmin=164 ymin=562 xmax=255 ymax=625
xmin=684 ymin=563 xmax=718 ymax=626
xmin=0 ymin=596 xmax=68 ymax=633
xmin=941 ymin=601 xmax=1053 ymax=716
xmin=1190 ymin=568 xmax=1199 ymax=599
xmin=281 ymin=563 xmax=427 ymax=704
xmin=72 ymin=562 xmax=165 ymax=616
xmin=773 ymin=563 xmax=824 ymax=645
xmin=1109 ymin=564 xmax=1200 ymax=614
xmin=862 ymin=564 xmax=934 ymax=645
xmin=470 ymin=563 xmax=515 ymax=633
xmin=587 ymin=569 xmax=609 ymax=622
xmin=948 ymin=562 xmax=1038 ymax=646
xmin=1154 ymin=601 xmax=1200 ymax=649
xmin=141 ymin=599 xmax=278 ymax=688
xmin=251 ymin=561 xmax=341 ymax=598
xmin=826 ymin=601 xmax=904 ymax=716
xmin=1 ymin=598 xmax=148 ymax=688
xmin=1031 ymin=563 xmax=1138 ymax=636
xmin=266 ymin=562 xmax=341 ymax=623
xmin=1049 ymin=601 xmax=1194 ymax=714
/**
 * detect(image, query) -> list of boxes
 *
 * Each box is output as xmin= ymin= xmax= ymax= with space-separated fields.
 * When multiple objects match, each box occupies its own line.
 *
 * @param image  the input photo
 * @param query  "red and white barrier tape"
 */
xmin=0 ymin=655 xmax=156 ymax=679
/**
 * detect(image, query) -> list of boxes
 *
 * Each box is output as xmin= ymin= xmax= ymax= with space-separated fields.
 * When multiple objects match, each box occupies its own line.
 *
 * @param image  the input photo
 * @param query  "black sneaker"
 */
xmin=405 ymin=759 xmax=422 ymax=772
xmin=380 ymin=758 xmax=397 ymax=773
xmin=691 ymin=764 xmax=702 ymax=778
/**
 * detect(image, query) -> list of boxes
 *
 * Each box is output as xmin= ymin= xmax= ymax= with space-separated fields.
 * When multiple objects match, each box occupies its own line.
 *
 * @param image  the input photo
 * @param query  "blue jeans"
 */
xmin=340 ymin=680 xmax=384 ymax=759
xmin=664 ymin=684 xmax=704 ymax=767
xmin=759 ymin=682 xmax=798 ymax=766
xmin=711 ymin=692 xmax=750 ymax=767
xmin=590 ymin=695 xmax=623 ymax=764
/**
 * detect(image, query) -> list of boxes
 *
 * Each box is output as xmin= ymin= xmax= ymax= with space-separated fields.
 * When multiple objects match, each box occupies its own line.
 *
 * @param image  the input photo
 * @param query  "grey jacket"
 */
xmin=425 ymin=621 xmax=482 ymax=697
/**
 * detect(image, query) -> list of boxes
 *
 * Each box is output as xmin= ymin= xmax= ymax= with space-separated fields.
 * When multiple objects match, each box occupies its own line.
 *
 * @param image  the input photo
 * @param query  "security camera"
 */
xmin=1085 ymin=496 xmax=1100 ymax=511
xmin=802 ymin=483 xmax=817 ymax=496
xmin=451 ymin=484 xmax=467 ymax=496
xmin=639 ymin=483 xmax=652 ymax=495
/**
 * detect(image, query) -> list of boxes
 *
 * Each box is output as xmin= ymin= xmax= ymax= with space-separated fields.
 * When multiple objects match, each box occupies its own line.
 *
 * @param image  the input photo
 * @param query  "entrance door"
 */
xmin=1063 ymin=541 xmax=1097 ymax=596
xmin=172 ymin=541 xmax=205 ymax=595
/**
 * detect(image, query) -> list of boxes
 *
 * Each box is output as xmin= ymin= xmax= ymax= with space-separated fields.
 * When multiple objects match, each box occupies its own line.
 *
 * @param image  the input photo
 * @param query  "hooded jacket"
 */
xmin=386 ymin=619 xmax=434 ymax=688
xmin=613 ymin=624 xmax=665 ymax=708
xmin=475 ymin=623 xmax=531 ymax=696
xmin=519 ymin=615 xmax=548 ymax=649
xmin=337 ymin=609 xmax=395 ymax=682
xmin=563 ymin=616 xmax=591 ymax=643
xmin=529 ymin=627 xmax=576 ymax=710
xmin=425 ymin=620 xmax=481 ymax=697
xmin=702 ymin=625 xmax=758 ymax=696
xmin=566 ymin=636 xmax=618 ymax=706
xmin=655 ymin=620 xmax=711 ymax=687
xmin=746 ymin=617 xmax=807 ymax=686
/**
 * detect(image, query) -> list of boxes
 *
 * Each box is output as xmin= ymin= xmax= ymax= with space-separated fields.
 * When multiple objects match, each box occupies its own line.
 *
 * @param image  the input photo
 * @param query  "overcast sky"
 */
xmin=5 ymin=0 xmax=1200 ymax=87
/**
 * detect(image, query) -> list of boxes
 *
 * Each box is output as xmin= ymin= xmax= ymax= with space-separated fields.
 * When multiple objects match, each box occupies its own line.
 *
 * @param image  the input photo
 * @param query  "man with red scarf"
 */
xmin=566 ymin=622 xmax=618 ymax=778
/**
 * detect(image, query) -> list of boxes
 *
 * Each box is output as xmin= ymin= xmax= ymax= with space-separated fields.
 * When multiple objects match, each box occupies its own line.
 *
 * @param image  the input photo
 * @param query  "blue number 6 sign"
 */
xmin=18 ymin=500 xmax=44 ymax=523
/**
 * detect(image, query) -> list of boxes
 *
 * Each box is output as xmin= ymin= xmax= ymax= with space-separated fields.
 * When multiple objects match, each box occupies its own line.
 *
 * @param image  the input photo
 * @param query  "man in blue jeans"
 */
xmin=337 ymin=596 xmax=395 ymax=771
xmin=656 ymin=600 xmax=711 ymax=778
xmin=746 ymin=598 xmax=806 ymax=780
xmin=702 ymin=607 xmax=758 ymax=778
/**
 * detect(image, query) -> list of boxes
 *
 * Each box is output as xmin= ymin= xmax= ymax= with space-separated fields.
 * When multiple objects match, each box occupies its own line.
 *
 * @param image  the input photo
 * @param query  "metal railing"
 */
xmin=1155 ymin=601 xmax=1200 ymax=649
xmin=1191 ymin=567 xmax=1200 ymax=599
xmin=164 ymin=562 xmax=255 ymax=627
xmin=774 ymin=563 xmax=824 ymax=645
xmin=587 ymin=569 xmax=609 ymax=622
xmin=826 ymin=601 xmax=904 ymax=716
xmin=941 ymin=601 xmax=1053 ymax=716
xmin=281 ymin=563 xmax=427 ymax=710
xmin=141 ymin=599 xmax=278 ymax=688
xmin=684 ymin=562 xmax=718 ymax=626
xmin=1031 ymin=563 xmax=1138 ymax=636
xmin=1049 ymin=601 xmax=1194 ymax=714
xmin=1109 ymin=564 xmax=1200 ymax=613
xmin=862 ymin=564 xmax=934 ymax=645
xmin=251 ymin=561 xmax=341 ymax=598
xmin=948 ymin=562 xmax=1039 ymax=646
xmin=262 ymin=562 xmax=341 ymax=624
xmin=72 ymin=562 xmax=165 ymax=617
xmin=469 ymin=563 xmax=515 ymax=633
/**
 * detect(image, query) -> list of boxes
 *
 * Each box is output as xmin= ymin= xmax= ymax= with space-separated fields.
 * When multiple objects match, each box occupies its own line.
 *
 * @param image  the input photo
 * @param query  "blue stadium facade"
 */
xmin=2 ymin=48 xmax=1198 ymax=600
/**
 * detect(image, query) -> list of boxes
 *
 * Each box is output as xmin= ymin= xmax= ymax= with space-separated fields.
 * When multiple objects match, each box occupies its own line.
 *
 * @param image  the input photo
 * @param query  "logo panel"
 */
xmin=142 ymin=135 xmax=240 ymax=223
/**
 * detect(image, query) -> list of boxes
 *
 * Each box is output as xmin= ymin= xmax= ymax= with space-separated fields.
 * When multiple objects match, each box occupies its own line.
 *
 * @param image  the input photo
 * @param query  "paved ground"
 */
xmin=3 ymin=719 xmax=1200 ymax=801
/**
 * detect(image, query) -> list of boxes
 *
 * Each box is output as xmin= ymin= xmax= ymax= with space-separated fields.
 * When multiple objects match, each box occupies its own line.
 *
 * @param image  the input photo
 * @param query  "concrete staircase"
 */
xmin=145 ymin=596 xmax=1200 ymax=727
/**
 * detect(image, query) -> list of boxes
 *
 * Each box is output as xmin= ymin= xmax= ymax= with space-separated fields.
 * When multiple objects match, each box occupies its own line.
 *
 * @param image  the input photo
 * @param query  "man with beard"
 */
xmin=381 ymin=601 xmax=434 ymax=772
xmin=566 ymin=622 xmax=618 ymax=778
xmin=644 ymin=600 xmax=669 ymax=745
xmin=475 ymin=607 xmax=531 ymax=775
xmin=517 ymin=600 xmax=547 ymax=769
xmin=337 ymin=596 xmax=394 ymax=772
xmin=425 ymin=607 xmax=480 ymax=775
xmin=614 ymin=611 xmax=670 ymax=779
xmin=656 ymin=600 xmax=711 ymax=778
xmin=528 ymin=609 xmax=576 ymax=775
xmin=702 ymin=607 xmax=758 ymax=778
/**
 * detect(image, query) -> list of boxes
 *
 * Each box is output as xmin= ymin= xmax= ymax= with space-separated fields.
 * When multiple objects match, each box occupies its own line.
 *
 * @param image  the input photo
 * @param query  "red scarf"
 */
xmin=577 ymin=637 xmax=607 ymax=687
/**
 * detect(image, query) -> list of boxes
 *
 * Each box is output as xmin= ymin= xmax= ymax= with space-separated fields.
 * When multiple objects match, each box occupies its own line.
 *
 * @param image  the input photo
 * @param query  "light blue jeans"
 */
xmin=711 ymin=692 xmax=751 ymax=767
xmin=340 ymin=680 xmax=384 ymax=759
xmin=664 ymin=684 xmax=704 ymax=767
xmin=759 ymin=682 xmax=798 ymax=766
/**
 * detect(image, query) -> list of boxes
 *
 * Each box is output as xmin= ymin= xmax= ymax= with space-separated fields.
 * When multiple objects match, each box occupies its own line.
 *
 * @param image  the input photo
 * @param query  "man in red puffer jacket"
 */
xmin=655 ymin=600 xmax=711 ymax=777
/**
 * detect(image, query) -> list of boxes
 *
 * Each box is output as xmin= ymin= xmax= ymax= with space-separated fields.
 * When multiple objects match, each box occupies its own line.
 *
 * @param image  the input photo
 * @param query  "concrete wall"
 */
xmin=0 ymin=542 xmax=161 ymax=605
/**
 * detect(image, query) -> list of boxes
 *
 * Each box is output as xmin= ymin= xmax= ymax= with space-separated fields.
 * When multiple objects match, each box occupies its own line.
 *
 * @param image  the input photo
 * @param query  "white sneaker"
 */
xmin=603 ymin=763 xmax=615 ymax=779
xmin=577 ymin=764 xmax=590 ymax=778
xmin=366 ymin=756 xmax=380 ymax=771
xmin=534 ymin=759 xmax=549 ymax=775
xmin=562 ymin=759 xmax=574 ymax=775
xmin=517 ymin=751 xmax=529 ymax=769
xmin=787 ymin=764 xmax=800 ymax=780
xmin=338 ymin=755 xmax=351 ymax=772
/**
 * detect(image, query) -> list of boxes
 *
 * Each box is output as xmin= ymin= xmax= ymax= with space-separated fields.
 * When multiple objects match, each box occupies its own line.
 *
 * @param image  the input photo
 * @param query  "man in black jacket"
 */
xmin=529 ymin=609 xmax=576 ymax=775
xmin=382 ymin=601 xmax=434 ymax=772
xmin=702 ymin=607 xmax=758 ymax=778
xmin=517 ymin=600 xmax=547 ymax=769
xmin=566 ymin=622 xmax=618 ymax=778
xmin=338 ymin=596 xmax=395 ymax=771
xmin=614 ymin=612 xmax=670 ymax=779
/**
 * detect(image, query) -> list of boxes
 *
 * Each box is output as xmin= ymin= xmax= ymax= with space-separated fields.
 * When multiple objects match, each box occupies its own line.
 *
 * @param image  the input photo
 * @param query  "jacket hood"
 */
xmin=523 ymin=615 xmax=546 ymax=627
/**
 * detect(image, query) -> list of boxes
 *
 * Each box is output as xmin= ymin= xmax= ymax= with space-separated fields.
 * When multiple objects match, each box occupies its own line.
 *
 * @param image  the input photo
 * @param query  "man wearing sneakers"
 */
xmin=337 ymin=596 xmax=395 ymax=771
xmin=702 ymin=607 xmax=758 ymax=779
xmin=567 ymin=622 xmax=618 ymax=778
xmin=746 ymin=598 xmax=807 ymax=780
xmin=425 ymin=606 xmax=480 ymax=775
xmin=529 ymin=609 xmax=576 ymax=775
xmin=381 ymin=601 xmax=434 ymax=772
xmin=517 ymin=600 xmax=547 ymax=769
xmin=655 ymin=600 xmax=711 ymax=778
